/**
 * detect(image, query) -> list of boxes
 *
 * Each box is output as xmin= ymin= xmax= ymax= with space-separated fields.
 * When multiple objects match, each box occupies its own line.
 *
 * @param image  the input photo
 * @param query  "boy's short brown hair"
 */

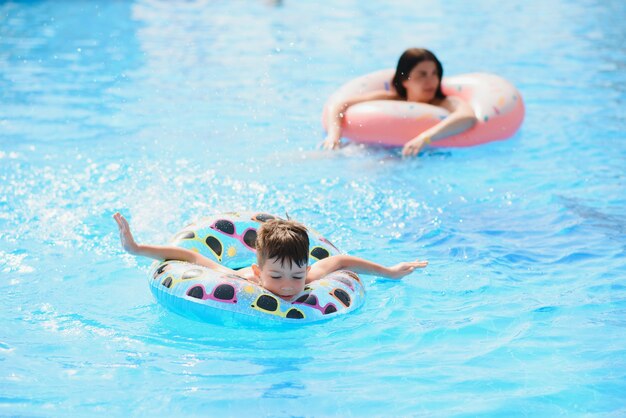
xmin=255 ymin=219 xmax=309 ymax=267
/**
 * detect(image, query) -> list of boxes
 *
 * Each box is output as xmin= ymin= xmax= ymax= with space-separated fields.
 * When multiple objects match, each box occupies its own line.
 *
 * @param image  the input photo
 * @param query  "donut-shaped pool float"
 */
xmin=322 ymin=69 xmax=524 ymax=147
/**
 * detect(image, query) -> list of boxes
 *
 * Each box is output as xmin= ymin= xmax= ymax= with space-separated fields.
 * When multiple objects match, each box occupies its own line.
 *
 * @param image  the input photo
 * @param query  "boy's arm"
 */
xmin=113 ymin=213 xmax=239 ymax=276
xmin=306 ymin=254 xmax=428 ymax=282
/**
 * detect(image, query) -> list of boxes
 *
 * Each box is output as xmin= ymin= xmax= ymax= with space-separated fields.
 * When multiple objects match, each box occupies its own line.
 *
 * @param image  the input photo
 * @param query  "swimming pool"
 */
xmin=1 ymin=0 xmax=625 ymax=416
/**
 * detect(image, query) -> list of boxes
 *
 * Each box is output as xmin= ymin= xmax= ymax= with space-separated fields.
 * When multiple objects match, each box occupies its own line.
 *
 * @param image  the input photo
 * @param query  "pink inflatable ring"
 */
xmin=322 ymin=69 xmax=525 ymax=148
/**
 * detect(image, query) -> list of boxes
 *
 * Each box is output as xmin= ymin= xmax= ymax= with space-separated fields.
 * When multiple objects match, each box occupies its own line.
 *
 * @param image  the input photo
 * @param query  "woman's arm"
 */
xmin=113 ymin=213 xmax=239 ymax=276
xmin=307 ymin=254 xmax=428 ymax=282
xmin=323 ymin=90 xmax=397 ymax=150
xmin=402 ymin=96 xmax=477 ymax=157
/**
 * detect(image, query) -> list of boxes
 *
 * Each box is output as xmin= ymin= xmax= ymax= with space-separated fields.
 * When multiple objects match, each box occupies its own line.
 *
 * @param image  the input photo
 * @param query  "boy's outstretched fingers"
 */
xmin=412 ymin=259 xmax=428 ymax=268
xmin=113 ymin=212 xmax=138 ymax=253
xmin=388 ymin=259 xmax=428 ymax=279
xmin=114 ymin=212 xmax=128 ymax=232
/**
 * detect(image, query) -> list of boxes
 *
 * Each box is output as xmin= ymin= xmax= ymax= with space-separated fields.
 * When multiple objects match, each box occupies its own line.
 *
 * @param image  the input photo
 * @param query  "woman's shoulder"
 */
xmin=436 ymin=95 xmax=470 ymax=112
xmin=355 ymin=89 xmax=399 ymax=102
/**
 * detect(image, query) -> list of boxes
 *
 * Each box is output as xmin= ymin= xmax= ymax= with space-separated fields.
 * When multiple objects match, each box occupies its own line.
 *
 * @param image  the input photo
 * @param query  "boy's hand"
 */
xmin=113 ymin=212 xmax=139 ymax=254
xmin=387 ymin=259 xmax=429 ymax=279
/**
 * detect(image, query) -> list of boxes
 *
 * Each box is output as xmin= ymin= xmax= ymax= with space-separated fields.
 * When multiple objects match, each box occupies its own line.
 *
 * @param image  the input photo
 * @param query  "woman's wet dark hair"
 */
xmin=392 ymin=48 xmax=446 ymax=101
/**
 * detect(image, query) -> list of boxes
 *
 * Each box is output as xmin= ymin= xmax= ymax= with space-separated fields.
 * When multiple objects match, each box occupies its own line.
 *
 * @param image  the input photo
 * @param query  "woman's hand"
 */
xmin=321 ymin=133 xmax=342 ymax=150
xmin=113 ymin=212 xmax=139 ymax=254
xmin=386 ymin=259 xmax=429 ymax=279
xmin=402 ymin=133 xmax=431 ymax=157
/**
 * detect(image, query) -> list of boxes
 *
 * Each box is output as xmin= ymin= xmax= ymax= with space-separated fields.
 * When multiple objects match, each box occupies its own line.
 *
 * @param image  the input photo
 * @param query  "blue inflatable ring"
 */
xmin=149 ymin=212 xmax=365 ymax=324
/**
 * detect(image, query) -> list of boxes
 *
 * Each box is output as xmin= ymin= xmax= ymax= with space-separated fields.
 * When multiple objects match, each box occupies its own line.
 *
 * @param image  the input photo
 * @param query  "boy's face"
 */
xmin=252 ymin=257 xmax=310 ymax=301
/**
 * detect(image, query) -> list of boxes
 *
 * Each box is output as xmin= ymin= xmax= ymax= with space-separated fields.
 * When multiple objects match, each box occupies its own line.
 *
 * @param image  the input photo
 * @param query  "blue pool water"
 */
xmin=1 ymin=0 xmax=625 ymax=416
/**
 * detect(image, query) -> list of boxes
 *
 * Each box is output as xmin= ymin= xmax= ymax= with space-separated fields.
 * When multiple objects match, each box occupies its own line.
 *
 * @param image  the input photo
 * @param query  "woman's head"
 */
xmin=392 ymin=48 xmax=445 ymax=103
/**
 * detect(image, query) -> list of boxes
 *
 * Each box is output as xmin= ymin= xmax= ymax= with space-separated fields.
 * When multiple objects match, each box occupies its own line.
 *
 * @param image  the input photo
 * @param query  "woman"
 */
xmin=322 ymin=48 xmax=477 ymax=156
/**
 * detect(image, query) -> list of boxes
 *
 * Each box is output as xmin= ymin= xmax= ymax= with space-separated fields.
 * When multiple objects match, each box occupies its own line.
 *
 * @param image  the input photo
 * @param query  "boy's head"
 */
xmin=251 ymin=219 xmax=310 ymax=300
xmin=255 ymin=219 xmax=309 ymax=268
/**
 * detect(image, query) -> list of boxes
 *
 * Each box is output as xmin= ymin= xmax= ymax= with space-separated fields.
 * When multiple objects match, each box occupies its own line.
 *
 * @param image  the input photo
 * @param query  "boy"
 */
xmin=114 ymin=212 xmax=428 ymax=301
